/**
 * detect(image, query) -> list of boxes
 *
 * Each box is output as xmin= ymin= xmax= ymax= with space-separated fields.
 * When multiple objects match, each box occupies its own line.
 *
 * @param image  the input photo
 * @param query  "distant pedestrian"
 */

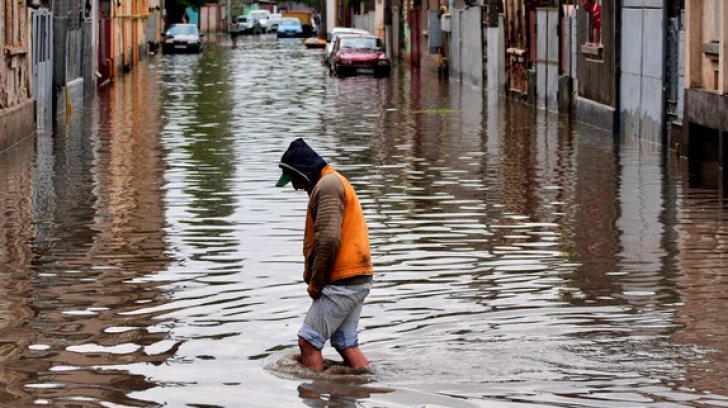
xmin=276 ymin=138 xmax=374 ymax=372
xmin=582 ymin=0 xmax=601 ymax=45
xmin=313 ymin=14 xmax=321 ymax=37
xmin=231 ymin=21 xmax=239 ymax=48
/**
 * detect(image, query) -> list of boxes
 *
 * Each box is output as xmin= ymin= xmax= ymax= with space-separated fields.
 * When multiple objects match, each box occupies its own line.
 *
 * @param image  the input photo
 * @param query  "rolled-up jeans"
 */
xmin=298 ymin=281 xmax=372 ymax=351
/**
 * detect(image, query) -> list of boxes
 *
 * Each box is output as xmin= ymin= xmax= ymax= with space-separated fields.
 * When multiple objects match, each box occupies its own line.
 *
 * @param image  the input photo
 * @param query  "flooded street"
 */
xmin=2 ymin=35 xmax=728 ymax=407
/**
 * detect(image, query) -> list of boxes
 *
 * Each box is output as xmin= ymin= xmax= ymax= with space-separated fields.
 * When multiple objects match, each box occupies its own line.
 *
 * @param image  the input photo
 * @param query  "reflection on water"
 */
xmin=0 ymin=65 xmax=172 ymax=406
xmin=0 ymin=35 xmax=728 ymax=406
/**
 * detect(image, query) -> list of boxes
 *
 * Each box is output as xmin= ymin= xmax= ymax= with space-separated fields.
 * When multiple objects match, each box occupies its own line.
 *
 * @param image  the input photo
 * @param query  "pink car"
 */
xmin=330 ymin=34 xmax=390 ymax=77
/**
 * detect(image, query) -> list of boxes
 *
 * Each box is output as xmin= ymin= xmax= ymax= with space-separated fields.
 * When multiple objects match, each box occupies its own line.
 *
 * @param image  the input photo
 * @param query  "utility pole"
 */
xmin=321 ymin=0 xmax=327 ymax=38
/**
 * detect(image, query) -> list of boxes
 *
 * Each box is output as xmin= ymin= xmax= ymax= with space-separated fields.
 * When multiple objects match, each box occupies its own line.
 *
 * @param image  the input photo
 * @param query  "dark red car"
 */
xmin=330 ymin=34 xmax=390 ymax=77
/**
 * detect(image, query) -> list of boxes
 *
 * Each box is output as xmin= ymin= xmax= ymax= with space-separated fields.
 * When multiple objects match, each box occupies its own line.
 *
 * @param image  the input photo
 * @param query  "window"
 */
xmin=168 ymin=24 xmax=199 ymax=35
xmin=281 ymin=18 xmax=301 ymax=27
xmin=339 ymin=37 xmax=382 ymax=50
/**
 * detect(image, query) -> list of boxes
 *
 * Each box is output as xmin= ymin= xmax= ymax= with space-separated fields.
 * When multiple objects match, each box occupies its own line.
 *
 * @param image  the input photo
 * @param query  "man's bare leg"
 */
xmin=298 ymin=337 xmax=324 ymax=371
xmin=337 ymin=346 xmax=369 ymax=368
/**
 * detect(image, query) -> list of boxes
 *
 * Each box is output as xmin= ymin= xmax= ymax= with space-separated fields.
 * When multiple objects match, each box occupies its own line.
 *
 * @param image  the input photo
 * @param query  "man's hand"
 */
xmin=307 ymin=284 xmax=322 ymax=300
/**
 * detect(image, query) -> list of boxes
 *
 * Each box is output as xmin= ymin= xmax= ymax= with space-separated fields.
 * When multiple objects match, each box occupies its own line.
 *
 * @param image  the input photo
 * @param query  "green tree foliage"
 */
xmin=303 ymin=0 xmax=324 ymax=10
xmin=172 ymin=0 xmax=213 ymax=11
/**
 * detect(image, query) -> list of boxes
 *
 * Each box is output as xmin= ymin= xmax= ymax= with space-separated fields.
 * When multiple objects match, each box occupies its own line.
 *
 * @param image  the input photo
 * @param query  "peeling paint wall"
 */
xmin=1 ymin=0 xmax=31 ymax=110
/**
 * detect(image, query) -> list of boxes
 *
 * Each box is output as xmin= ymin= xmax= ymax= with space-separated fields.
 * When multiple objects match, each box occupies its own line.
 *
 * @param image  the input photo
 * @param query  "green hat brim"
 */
xmin=276 ymin=170 xmax=293 ymax=187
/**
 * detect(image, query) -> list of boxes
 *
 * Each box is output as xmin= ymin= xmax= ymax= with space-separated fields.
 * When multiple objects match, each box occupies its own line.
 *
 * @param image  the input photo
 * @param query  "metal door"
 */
xmin=666 ymin=14 xmax=684 ymax=123
xmin=536 ymin=8 xmax=558 ymax=111
xmin=31 ymin=9 xmax=53 ymax=125
xmin=620 ymin=2 xmax=665 ymax=143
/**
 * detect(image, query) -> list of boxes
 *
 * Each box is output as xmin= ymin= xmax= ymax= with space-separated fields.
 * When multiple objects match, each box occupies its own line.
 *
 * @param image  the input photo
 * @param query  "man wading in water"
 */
xmin=276 ymin=138 xmax=374 ymax=372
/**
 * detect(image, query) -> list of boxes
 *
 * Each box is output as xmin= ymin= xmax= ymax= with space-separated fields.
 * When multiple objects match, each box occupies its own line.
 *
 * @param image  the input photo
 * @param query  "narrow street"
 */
xmin=1 ymin=36 xmax=728 ymax=406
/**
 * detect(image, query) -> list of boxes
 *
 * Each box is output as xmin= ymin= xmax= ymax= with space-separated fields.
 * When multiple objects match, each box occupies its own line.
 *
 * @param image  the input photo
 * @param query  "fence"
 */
xmin=82 ymin=19 xmax=94 ymax=95
xmin=66 ymin=28 xmax=83 ymax=81
xmin=666 ymin=14 xmax=684 ymax=122
xmin=487 ymin=14 xmax=505 ymax=94
xmin=620 ymin=3 xmax=666 ymax=142
xmin=561 ymin=14 xmax=577 ymax=88
xmin=449 ymin=8 xmax=483 ymax=87
xmin=31 ymin=8 xmax=54 ymax=124
xmin=535 ymin=8 xmax=558 ymax=111
xmin=200 ymin=4 xmax=223 ymax=33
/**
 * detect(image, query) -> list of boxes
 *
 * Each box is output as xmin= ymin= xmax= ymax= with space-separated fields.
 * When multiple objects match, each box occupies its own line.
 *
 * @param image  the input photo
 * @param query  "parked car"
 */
xmin=330 ymin=34 xmax=390 ymax=77
xmin=276 ymin=17 xmax=303 ymax=38
xmin=323 ymin=27 xmax=369 ymax=66
xmin=234 ymin=15 xmax=248 ymax=34
xmin=248 ymin=10 xmax=272 ymax=32
xmin=237 ymin=10 xmax=271 ymax=34
xmin=163 ymin=24 xmax=203 ymax=53
xmin=268 ymin=13 xmax=283 ymax=32
xmin=283 ymin=10 xmax=313 ymax=37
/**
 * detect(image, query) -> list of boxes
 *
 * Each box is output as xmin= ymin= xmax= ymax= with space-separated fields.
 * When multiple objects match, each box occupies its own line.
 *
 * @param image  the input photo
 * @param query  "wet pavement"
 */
xmin=1 ymin=35 xmax=728 ymax=407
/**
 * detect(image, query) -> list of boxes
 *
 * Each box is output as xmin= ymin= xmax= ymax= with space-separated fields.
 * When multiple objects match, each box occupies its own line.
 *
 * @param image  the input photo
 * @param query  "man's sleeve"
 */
xmin=309 ymin=175 xmax=346 ymax=290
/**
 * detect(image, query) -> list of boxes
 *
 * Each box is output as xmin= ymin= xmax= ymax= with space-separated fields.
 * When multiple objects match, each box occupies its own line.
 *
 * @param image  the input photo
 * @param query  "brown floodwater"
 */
xmin=1 ymin=35 xmax=728 ymax=407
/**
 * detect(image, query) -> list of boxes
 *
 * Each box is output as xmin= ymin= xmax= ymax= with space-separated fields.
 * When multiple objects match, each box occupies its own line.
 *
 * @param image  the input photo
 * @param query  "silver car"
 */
xmin=268 ymin=13 xmax=282 ymax=32
xmin=163 ymin=24 xmax=203 ymax=53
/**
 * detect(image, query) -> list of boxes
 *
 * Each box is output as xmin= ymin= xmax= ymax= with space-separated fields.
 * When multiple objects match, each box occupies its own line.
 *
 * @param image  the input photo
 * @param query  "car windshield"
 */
xmin=332 ymin=30 xmax=365 ymax=41
xmin=237 ymin=17 xmax=247 ymax=22
xmin=168 ymin=25 xmax=198 ymax=35
xmin=281 ymin=18 xmax=301 ymax=26
xmin=339 ymin=37 xmax=381 ymax=50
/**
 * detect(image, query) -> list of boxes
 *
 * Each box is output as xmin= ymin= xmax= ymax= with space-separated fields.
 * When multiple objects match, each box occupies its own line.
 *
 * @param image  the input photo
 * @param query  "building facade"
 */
xmin=575 ymin=0 xmax=620 ymax=132
xmin=678 ymin=0 xmax=727 ymax=174
xmin=0 ymin=0 xmax=35 ymax=151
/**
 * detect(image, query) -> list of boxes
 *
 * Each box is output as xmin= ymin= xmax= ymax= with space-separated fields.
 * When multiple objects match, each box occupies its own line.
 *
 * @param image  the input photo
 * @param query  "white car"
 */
xmin=324 ymin=27 xmax=369 ymax=66
xmin=248 ymin=10 xmax=272 ymax=32
xmin=234 ymin=15 xmax=249 ymax=33
xmin=268 ymin=13 xmax=282 ymax=32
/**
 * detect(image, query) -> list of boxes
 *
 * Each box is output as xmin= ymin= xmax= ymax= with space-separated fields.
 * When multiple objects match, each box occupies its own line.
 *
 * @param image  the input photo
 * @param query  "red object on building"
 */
xmin=408 ymin=8 xmax=421 ymax=67
xmin=588 ymin=2 xmax=602 ymax=31
xmin=98 ymin=17 xmax=113 ymax=84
